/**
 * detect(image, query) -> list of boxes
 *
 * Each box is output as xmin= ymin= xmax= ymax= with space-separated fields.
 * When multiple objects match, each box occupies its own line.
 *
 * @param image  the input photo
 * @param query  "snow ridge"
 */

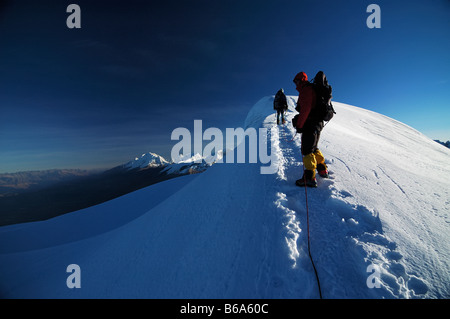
xmin=268 ymin=98 xmax=449 ymax=298
xmin=247 ymin=95 xmax=449 ymax=298
xmin=0 ymin=96 xmax=448 ymax=299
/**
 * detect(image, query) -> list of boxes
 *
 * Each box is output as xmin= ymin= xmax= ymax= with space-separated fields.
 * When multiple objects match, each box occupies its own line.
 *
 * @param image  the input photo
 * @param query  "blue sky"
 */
xmin=0 ymin=0 xmax=449 ymax=173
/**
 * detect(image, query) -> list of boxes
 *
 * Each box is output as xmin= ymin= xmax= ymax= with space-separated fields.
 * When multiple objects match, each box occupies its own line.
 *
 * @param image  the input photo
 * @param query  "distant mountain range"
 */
xmin=0 ymin=153 xmax=213 ymax=226
xmin=0 ymin=169 xmax=93 ymax=195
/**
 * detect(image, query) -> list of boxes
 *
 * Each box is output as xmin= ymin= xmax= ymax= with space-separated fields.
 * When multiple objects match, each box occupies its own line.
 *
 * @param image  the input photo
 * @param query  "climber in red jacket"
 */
xmin=293 ymin=71 xmax=329 ymax=187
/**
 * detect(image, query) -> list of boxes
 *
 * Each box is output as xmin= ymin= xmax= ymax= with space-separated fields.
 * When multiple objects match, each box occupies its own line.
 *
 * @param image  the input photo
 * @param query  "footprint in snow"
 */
xmin=332 ymin=202 xmax=429 ymax=297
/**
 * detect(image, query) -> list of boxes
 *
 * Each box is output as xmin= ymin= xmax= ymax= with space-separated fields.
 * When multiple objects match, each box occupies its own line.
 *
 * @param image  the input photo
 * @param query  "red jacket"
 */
xmin=296 ymin=82 xmax=316 ymax=129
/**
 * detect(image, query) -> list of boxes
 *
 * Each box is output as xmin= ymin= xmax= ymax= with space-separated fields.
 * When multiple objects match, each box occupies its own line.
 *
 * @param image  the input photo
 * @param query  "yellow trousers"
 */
xmin=303 ymin=149 xmax=327 ymax=178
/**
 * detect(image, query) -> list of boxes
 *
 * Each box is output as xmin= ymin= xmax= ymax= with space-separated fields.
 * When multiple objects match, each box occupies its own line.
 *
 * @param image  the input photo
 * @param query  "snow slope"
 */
xmin=0 ymin=97 xmax=449 ymax=298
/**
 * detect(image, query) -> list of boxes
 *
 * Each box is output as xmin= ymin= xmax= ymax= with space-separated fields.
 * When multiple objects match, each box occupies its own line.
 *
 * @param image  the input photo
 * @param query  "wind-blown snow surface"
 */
xmin=1 ymin=97 xmax=449 ymax=298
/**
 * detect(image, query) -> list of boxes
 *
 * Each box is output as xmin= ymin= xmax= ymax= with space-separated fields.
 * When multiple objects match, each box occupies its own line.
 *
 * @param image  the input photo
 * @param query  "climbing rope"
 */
xmin=303 ymin=172 xmax=323 ymax=299
xmin=280 ymin=121 xmax=323 ymax=298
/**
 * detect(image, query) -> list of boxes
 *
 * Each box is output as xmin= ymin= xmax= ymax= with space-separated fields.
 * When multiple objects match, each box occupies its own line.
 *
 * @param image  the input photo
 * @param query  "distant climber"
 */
xmin=273 ymin=88 xmax=288 ymax=125
xmin=292 ymin=71 xmax=330 ymax=187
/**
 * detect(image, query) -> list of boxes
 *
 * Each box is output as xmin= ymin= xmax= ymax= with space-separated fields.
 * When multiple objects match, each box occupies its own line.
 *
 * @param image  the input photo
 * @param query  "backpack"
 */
xmin=273 ymin=89 xmax=288 ymax=111
xmin=311 ymin=71 xmax=336 ymax=122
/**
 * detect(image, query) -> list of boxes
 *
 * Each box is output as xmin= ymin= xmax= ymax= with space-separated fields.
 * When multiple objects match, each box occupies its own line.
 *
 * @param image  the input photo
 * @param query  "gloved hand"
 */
xmin=292 ymin=114 xmax=303 ymax=133
xmin=292 ymin=114 xmax=298 ymax=128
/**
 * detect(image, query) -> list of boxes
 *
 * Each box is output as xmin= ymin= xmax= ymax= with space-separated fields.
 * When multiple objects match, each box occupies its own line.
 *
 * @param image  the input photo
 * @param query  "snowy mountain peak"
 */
xmin=163 ymin=153 xmax=213 ymax=175
xmin=121 ymin=151 xmax=221 ymax=175
xmin=123 ymin=152 xmax=169 ymax=170
xmin=176 ymin=153 xmax=205 ymax=164
xmin=174 ymin=150 xmax=225 ymax=165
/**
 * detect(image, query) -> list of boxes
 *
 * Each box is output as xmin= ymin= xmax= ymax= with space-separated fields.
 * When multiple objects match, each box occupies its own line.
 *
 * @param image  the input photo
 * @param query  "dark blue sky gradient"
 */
xmin=0 ymin=0 xmax=449 ymax=173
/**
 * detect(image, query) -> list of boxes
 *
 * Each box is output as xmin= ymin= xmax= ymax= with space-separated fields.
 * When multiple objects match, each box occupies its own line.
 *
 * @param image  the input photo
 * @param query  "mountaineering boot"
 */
xmin=317 ymin=163 xmax=329 ymax=178
xmin=296 ymin=170 xmax=317 ymax=188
